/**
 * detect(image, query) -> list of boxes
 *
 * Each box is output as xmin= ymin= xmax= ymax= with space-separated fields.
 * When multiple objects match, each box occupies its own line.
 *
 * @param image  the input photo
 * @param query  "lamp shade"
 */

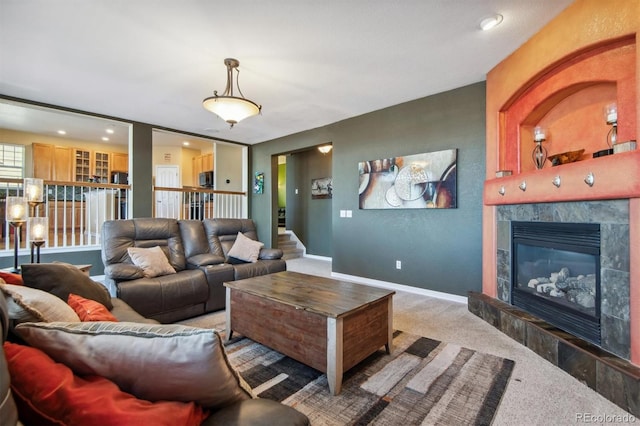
xmin=28 ymin=217 xmax=48 ymax=242
xmin=24 ymin=178 xmax=44 ymax=203
xmin=203 ymin=58 xmax=261 ymax=127
xmin=6 ymin=197 xmax=27 ymax=222
xmin=202 ymin=96 xmax=261 ymax=126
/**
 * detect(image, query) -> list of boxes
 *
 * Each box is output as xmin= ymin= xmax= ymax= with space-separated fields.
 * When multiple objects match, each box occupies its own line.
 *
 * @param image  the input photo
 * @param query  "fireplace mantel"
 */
xmin=485 ymin=150 xmax=640 ymax=205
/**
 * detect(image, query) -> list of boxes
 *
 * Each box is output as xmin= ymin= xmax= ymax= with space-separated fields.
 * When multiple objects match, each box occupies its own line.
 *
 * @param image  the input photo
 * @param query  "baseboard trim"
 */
xmin=330 ymin=272 xmax=467 ymax=304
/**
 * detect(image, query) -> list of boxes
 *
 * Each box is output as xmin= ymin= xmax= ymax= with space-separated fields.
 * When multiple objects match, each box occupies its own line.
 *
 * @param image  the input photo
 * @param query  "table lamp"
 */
xmin=28 ymin=217 xmax=48 ymax=263
xmin=6 ymin=196 xmax=28 ymax=272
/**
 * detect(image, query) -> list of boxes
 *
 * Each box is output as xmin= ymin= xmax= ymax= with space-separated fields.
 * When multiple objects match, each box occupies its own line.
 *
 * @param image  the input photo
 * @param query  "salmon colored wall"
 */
xmin=483 ymin=0 xmax=640 ymax=365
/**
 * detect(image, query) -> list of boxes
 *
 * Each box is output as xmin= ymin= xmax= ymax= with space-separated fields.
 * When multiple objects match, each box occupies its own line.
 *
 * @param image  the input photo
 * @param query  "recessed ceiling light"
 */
xmin=183 ymin=141 xmax=190 ymax=146
xmin=480 ymin=14 xmax=503 ymax=31
xmin=102 ymin=137 xmax=109 ymax=141
xmin=57 ymin=130 xmax=66 ymax=135
xmin=106 ymin=128 xmax=115 ymax=134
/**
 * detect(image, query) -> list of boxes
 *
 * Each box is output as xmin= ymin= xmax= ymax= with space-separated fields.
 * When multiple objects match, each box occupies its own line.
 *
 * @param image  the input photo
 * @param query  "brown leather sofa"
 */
xmin=0 ymin=291 xmax=309 ymax=426
xmin=102 ymin=218 xmax=286 ymax=323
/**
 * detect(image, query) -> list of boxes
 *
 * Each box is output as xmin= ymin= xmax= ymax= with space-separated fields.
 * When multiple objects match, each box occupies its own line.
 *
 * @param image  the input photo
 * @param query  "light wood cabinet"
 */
xmin=74 ymin=149 xmax=91 ymax=182
xmin=73 ymin=149 xmax=111 ymax=182
xmin=93 ymin=151 xmax=110 ymax=182
xmin=48 ymin=201 xmax=85 ymax=231
xmin=32 ymin=143 xmax=73 ymax=181
xmin=192 ymin=153 xmax=214 ymax=185
xmin=111 ymin=152 xmax=128 ymax=173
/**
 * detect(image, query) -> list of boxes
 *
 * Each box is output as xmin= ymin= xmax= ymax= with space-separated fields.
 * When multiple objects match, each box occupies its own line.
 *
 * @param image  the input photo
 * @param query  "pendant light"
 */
xmin=203 ymin=58 xmax=261 ymax=127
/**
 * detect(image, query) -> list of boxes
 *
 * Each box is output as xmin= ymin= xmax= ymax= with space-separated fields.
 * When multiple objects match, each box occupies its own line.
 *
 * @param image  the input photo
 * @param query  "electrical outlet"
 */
xmin=396 ymin=260 xmax=402 ymax=269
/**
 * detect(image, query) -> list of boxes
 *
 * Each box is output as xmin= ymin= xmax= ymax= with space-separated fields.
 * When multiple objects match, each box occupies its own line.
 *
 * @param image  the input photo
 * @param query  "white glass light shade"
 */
xmin=604 ymin=103 xmax=617 ymax=124
xmin=24 ymin=178 xmax=44 ymax=203
xmin=203 ymin=96 xmax=261 ymax=126
xmin=533 ymin=126 xmax=546 ymax=142
xmin=28 ymin=217 xmax=48 ymax=242
xmin=6 ymin=197 xmax=27 ymax=222
xmin=318 ymin=145 xmax=333 ymax=154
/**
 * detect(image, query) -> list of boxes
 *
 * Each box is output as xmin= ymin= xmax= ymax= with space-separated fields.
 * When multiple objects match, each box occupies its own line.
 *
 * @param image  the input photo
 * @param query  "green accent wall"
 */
xmin=278 ymin=163 xmax=286 ymax=208
xmin=250 ymin=82 xmax=486 ymax=296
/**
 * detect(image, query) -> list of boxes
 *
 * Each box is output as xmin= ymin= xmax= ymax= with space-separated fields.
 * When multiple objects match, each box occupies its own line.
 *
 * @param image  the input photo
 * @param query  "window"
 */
xmin=0 ymin=143 xmax=25 ymax=180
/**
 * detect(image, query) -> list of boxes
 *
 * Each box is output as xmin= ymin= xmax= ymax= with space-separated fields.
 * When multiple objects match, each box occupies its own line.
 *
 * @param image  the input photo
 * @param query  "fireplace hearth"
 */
xmin=511 ymin=221 xmax=601 ymax=345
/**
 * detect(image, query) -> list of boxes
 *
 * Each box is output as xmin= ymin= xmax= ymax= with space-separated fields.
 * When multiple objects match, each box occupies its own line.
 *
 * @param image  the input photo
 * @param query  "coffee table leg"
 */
xmin=225 ymin=288 xmax=233 ymax=342
xmin=326 ymin=317 xmax=344 ymax=395
xmin=385 ymin=296 xmax=393 ymax=354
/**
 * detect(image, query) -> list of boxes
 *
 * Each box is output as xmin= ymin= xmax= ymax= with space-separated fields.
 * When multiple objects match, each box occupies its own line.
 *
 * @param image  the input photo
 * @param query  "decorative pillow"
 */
xmin=0 ymin=284 xmax=80 ymax=323
xmin=21 ymin=262 xmax=113 ymax=310
xmin=127 ymin=246 xmax=177 ymax=278
xmin=3 ymin=342 xmax=208 ymax=426
xmin=0 ymin=270 xmax=23 ymax=285
xmin=227 ymin=232 xmax=264 ymax=263
xmin=15 ymin=321 xmax=254 ymax=409
xmin=67 ymin=293 xmax=118 ymax=322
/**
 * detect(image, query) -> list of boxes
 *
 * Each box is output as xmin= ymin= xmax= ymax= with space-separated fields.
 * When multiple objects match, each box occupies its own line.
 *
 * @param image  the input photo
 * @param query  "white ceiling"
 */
xmin=0 ymin=0 xmax=573 ymax=146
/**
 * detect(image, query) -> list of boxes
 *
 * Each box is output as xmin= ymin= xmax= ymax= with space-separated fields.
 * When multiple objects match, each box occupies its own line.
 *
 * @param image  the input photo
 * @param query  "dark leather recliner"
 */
xmin=101 ymin=218 xmax=286 ymax=323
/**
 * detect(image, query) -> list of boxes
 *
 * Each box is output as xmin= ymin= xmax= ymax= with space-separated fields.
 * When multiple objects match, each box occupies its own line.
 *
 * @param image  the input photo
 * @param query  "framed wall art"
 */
xmin=311 ymin=177 xmax=332 ymax=199
xmin=358 ymin=149 xmax=457 ymax=209
xmin=253 ymin=172 xmax=264 ymax=194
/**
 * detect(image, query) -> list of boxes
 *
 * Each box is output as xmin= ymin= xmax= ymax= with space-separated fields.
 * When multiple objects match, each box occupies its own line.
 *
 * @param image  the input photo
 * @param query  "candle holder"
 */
xmin=24 ymin=177 xmax=45 ymax=216
xmin=532 ymin=126 xmax=547 ymax=170
xmin=27 ymin=217 xmax=48 ymax=263
xmin=604 ymin=103 xmax=617 ymax=148
xmin=6 ymin=196 xmax=28 ymax=272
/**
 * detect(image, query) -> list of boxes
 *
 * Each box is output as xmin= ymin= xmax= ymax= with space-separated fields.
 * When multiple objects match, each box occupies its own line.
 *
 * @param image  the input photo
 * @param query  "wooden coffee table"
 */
xmin=224 ymin=271 xmax=395 ymax=395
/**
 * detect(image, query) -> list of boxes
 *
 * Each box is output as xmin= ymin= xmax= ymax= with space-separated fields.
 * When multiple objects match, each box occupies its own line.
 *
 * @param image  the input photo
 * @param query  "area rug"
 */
xmin=223 ymin=330 xmax=515 ymax=426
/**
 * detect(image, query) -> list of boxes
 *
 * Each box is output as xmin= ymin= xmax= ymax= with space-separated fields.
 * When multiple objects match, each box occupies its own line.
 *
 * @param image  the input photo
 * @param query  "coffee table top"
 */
xmin=225 ymin=271 xmax=394 ymax=318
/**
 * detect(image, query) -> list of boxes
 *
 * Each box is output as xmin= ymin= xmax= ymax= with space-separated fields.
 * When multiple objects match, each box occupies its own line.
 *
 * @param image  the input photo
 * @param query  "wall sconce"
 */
xmin=24 ymin=177 xmax=44 ymax=216
xmin=532 ymin=126 xmax=547 ymax=169
xmin=28 ymin=217 xmax=48 ymax=263
xmin=604 ymin=103 xmax=617 ymax=148
xmin=318 ymin=145 xmax=333 ymax=154
xmin=6 ymin=196 xmax=27 ymax=272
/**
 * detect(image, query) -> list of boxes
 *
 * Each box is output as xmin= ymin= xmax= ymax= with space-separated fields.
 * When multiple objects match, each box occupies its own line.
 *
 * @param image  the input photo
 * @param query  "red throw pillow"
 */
xmin=3 ymin=342 xmax=209 ymax=426
xmin=0 ymin=270 xmax=24 ymax=285
xmin=67 ymin=293 xmax=118 ymax=322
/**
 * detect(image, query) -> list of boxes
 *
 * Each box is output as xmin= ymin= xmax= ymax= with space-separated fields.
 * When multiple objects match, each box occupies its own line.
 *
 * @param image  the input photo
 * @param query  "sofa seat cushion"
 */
xmin=233 ymin=260 xmax=287 ymax=281
xmin=204 ymin=399 xmax=310 ymax=426
xmin=21 ymin=262 xmax=113 ymax=310
xmin=188 ymin=253 xmax=226 ymax=267
xmin=15 ymin=321 xmax=254 ymax=410
xmin=4 ymin=341 xmax=208 ymax=426
xmin=109 ymin=298 xmax=159 ymax=324
xmin=117 ymin=270 xmax=209 ymax=319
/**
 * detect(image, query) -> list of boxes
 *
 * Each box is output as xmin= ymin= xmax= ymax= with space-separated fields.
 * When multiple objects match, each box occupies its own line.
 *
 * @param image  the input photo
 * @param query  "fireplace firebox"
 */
xmin=511 ymin=221 xmax=601 ymax=345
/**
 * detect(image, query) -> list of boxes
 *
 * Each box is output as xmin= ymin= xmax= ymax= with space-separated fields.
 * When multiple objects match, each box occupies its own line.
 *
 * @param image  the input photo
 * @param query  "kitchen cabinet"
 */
xmin=111 ymin=152 xmax=128 ymax=173
xmin=32 ymin=143 xmax=73 ymax=181
xmin=192 ymin=153 xmax=214 ymax=185
xmin=48 ymin=201 xmax=85 ymax=231
xmin=74 ymin=149 xmax=111 ymax=183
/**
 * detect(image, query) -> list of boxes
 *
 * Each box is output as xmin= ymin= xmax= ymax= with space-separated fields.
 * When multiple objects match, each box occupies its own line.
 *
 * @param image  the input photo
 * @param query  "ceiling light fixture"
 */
xmin=318 ymin=145 xmax=333 ymax=154
xmin=57 ymin=130 xmax=66 ymax=135
xmin=202 ymin=58 xmax=261 ymax=128
xmin=480 ymin=14 xmax=503 ymax=31
xmin=106 ymin=128 xmax=114 ymax=134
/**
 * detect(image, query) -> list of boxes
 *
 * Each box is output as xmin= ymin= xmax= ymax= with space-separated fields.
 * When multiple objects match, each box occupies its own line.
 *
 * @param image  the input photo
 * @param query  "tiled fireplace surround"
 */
xmin=472 ymin=6 xmax=640 ymax=414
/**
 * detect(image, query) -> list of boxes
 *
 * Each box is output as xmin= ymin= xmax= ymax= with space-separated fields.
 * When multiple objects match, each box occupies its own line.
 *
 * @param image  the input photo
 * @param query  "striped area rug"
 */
xmin=224 ymin=330 xmax=514 ymax=426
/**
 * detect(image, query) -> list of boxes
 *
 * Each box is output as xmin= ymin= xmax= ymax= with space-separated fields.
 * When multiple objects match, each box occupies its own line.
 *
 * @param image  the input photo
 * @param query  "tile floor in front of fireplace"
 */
xmin=284 ymin=257 xmax=633 ymax=425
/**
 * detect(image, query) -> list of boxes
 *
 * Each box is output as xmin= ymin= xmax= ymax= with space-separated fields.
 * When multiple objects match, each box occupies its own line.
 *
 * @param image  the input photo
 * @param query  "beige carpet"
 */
xmin=181 ymin=257 xmax=633 ymax=425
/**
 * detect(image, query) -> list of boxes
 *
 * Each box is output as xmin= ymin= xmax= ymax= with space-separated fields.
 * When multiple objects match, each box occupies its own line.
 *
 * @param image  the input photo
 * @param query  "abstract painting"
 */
xmin=358 ymin=149 xmax=457 ymax=209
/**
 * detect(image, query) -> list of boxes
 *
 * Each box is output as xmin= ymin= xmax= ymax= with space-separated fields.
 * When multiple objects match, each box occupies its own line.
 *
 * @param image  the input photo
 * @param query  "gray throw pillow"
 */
xmin=21 ymin=262 xmax=113 ymax=310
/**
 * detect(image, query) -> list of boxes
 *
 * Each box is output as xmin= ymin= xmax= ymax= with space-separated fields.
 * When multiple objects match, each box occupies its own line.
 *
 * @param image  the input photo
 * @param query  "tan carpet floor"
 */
xmin=187 ymin=257 xmax=633 ymax=425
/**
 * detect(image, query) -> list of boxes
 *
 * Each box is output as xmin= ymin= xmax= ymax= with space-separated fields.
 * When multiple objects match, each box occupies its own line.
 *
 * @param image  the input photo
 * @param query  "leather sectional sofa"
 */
xmin=0 ymin=275 xmax=309 ymax=426
xmin=101 ymin=218 xmax=286 ymax=323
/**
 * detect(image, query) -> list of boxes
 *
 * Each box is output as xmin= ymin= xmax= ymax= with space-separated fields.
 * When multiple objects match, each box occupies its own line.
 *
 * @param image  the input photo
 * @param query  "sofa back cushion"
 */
xmin=203 ymin=219 xmax=260 ymax=259
xmin=102 ymin=218 xmax=186 ymax=273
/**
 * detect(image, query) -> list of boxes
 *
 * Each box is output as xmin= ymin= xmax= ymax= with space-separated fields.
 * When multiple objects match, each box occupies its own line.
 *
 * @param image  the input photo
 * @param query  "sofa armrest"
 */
xmin=258 ymin=248 xmax=283 ymax=260
xmin=203 ymin=399 xmax=309 ymax=426
xmin=105 ymin=264 xmax=144 ymax=281
xmin=187 ymin=254 xmax=226 ymax=268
